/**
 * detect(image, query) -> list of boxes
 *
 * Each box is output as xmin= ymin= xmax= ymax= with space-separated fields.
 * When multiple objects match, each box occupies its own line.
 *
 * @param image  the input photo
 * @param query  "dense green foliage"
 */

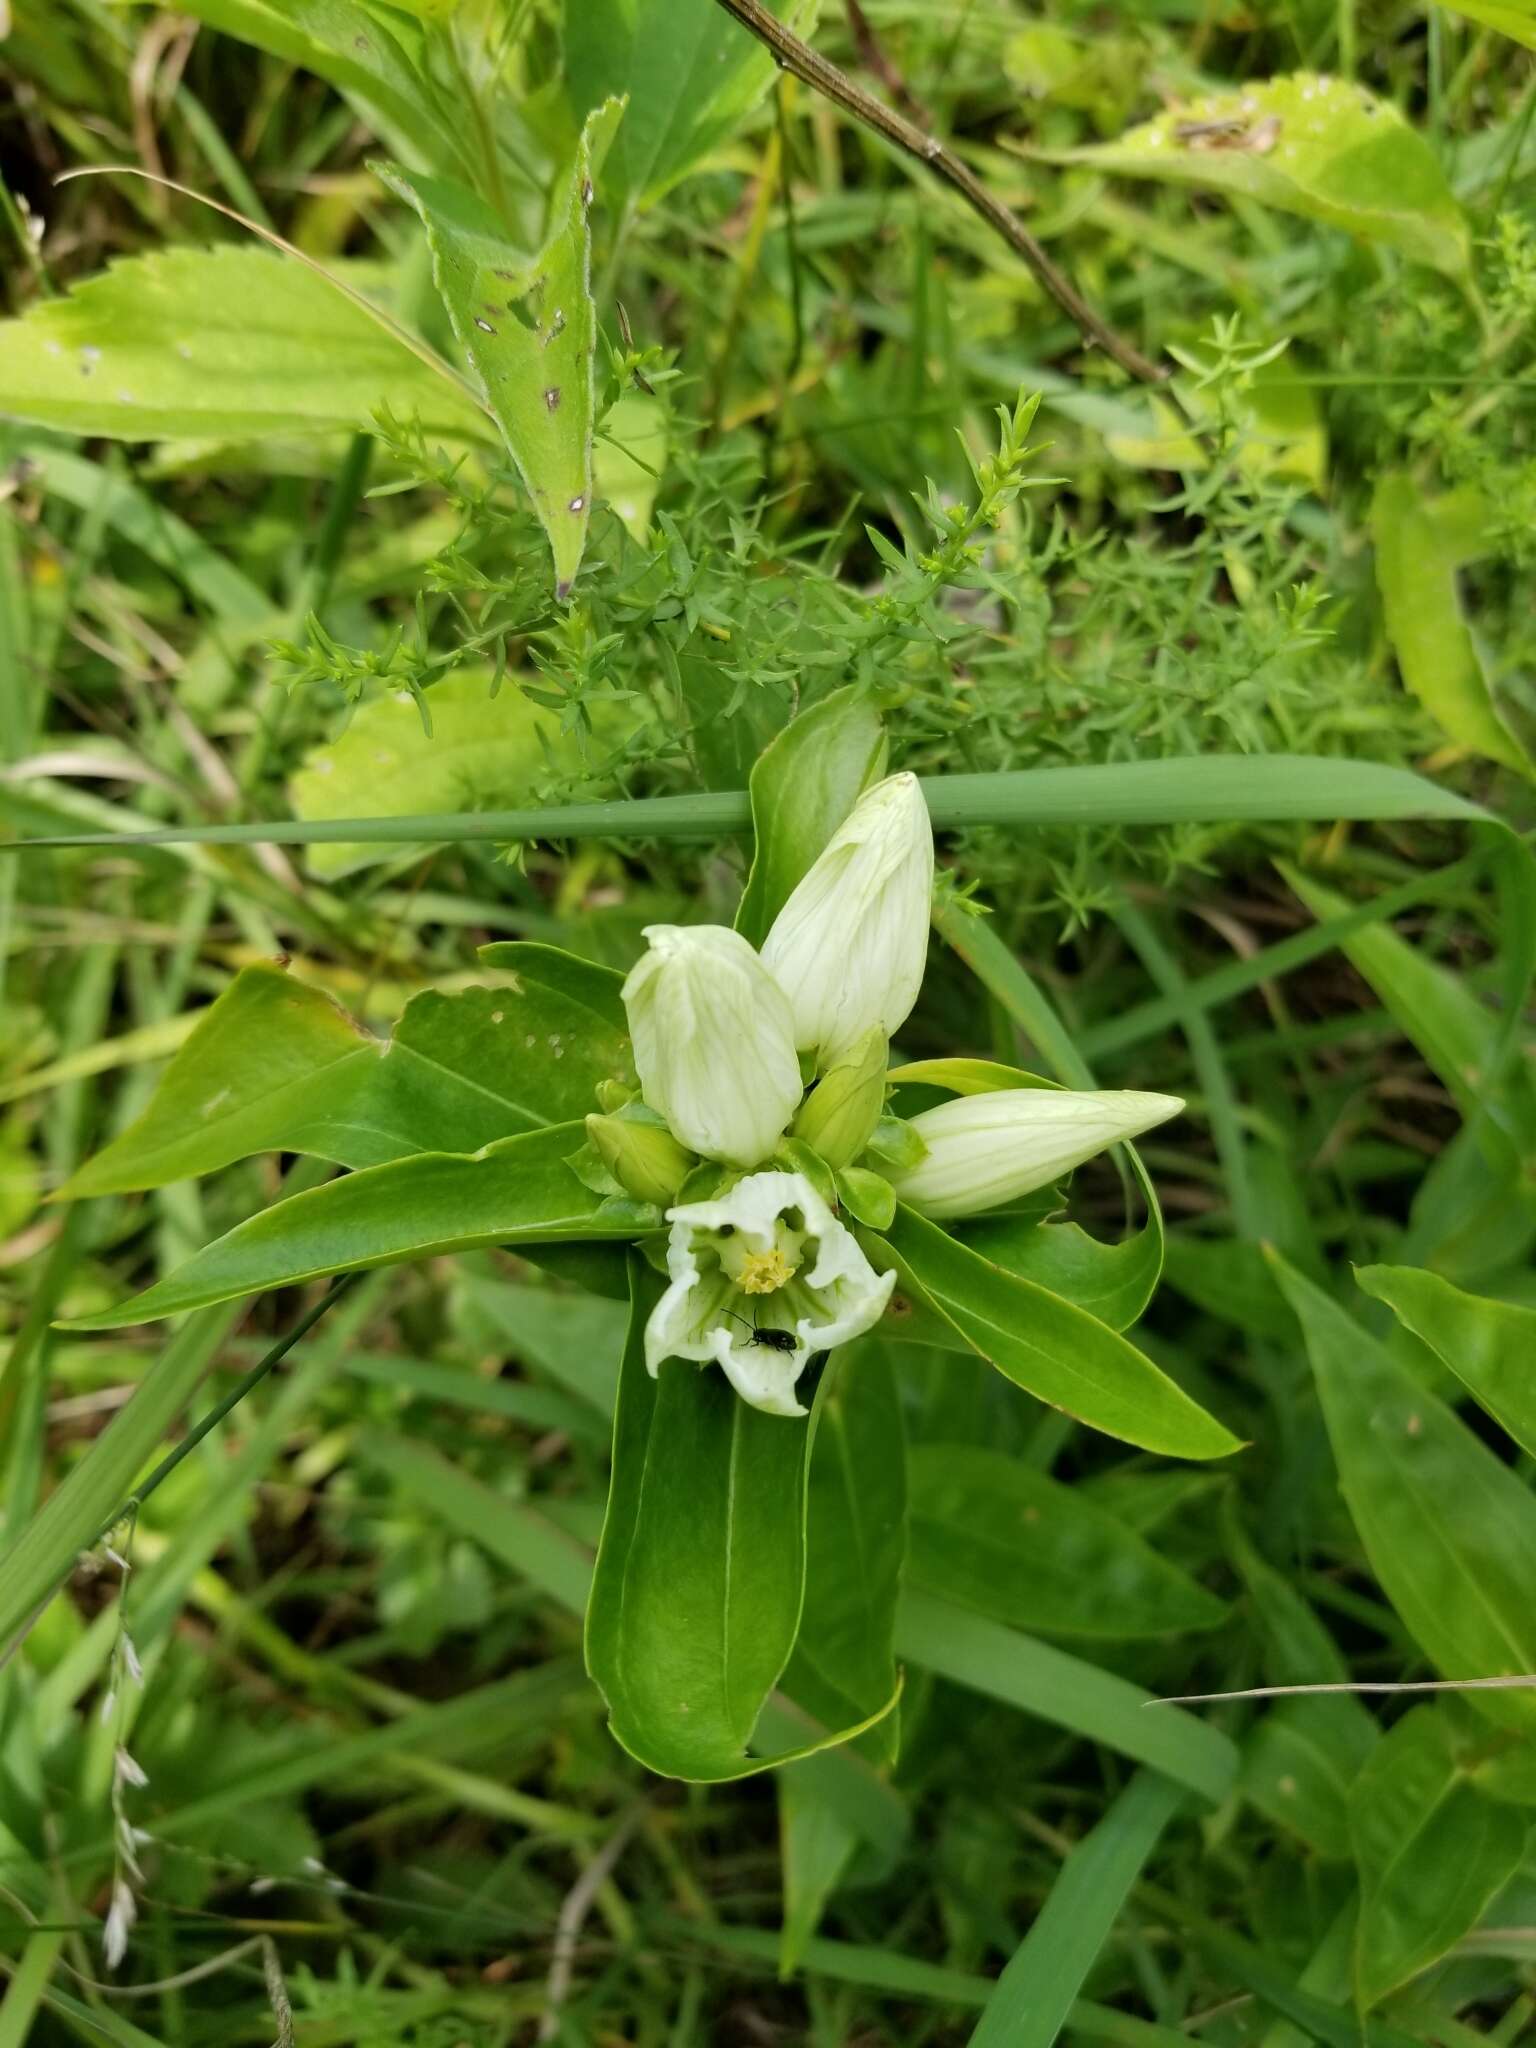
xmin=1 ymin=0 xmax=1534 ymax=2040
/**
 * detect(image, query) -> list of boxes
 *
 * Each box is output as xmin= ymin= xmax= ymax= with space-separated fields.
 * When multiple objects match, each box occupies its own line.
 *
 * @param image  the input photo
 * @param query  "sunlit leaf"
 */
xmin=1051 ymin=74 xmax=1470 ymax=277
xmin=1360 ymin=1264 xmax=1536 ymax=1459
xmin=0 ymin=247 xmax=484 ymax=442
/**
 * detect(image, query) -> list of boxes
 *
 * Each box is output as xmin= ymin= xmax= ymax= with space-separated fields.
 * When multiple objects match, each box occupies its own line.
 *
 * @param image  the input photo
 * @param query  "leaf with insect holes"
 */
xmin=1047 ymin=74 xmax=1470 ymax=278
xmin=376 ymin=99 xmax=622 ymax=598
xmin=0 ymin=246 xmax=487 ymax=443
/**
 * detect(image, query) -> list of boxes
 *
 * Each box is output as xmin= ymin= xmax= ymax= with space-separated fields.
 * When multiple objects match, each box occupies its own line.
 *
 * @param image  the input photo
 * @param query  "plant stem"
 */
xmin=708 ymin=0 xmax=1165 ymax=385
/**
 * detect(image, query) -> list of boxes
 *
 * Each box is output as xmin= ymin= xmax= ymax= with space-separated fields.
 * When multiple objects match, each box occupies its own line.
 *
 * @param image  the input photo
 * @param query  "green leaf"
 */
xmin=60 ymin=952 xmax=633 ymax=1195
xmin=1050 ymin=74 xmax=1470 ymax=277
xmin=1372 ymin=474 xmax=1532 ymax=778
xmin=1350 ymin=1706 xmax=1527 ymax=2007
xmin=784 ymin=1343 xmax=907 ymax=1763
xmin=870 ymin=1206 xmax=1238 ymax=1461
xmin=1240 ymin=1700 xmax=1378 ymax=1861
xmin=376 ymin=100 xmax=621 ymax=597
xmin=1429 ymin=0 xmax=1536 ymax=47
xmin=1273 ymin=1254 xmax=1536 ymax=1733
xmin=584 ymin=1259 xmax=897 ymax=1780
xmin=906 ymin=1445 xmax=1227 ymax=1639
xmin=64 ymin=1122 xmax=656 ymax=1329
xmin=894 ymin=1588 xmax=1238 ymax=1802
xmin=967 ymin=1771 xmax=1185 ymax=2048
xmin=1359 ymin=1264 xmax=1536 ymax=1459
xmin=171 ymin=0 xmax=470 ymax=171
xmin=0 ymin=246 xmax=483 ymax=442
xmin=565 ymin=0 xmax=814 ymax=208
xmin=289 ymin=673 xmax=630 ymax=878
xmin=777 ymin=1777 xmax=861 ymax=1979
xmin=734 ymin=685 xmax=887 ymax=948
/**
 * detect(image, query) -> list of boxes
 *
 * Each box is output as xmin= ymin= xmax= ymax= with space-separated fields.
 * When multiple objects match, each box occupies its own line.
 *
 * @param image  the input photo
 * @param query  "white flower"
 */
xmin=102 ymin=1877 xmax=137 ymax=1971
xmin=890 ymin=1088 xmax=1184 ymax=1219
xmin=647 ymin=1169 xmax=896 ymax=1417
xmin=622 ymin=925 xmax=803 ymax=1167
xmin=761 ymin=772 xmax=933 ymax=1065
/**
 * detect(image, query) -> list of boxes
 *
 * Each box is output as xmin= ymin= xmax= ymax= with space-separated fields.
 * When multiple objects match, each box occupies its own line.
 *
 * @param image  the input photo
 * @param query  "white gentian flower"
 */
xmin=622 ymin=925 xmax=803 ymax=1168
xmin=647 ymin=1169 xmax=896 ymax=1417
xmin=102 ymin=1876 xmax=137 ymax=1971
xmin=761 ymin=772 xmax=933 ymax=1065
xmin=891 ymin=1089 xmax=1184 ymax=1219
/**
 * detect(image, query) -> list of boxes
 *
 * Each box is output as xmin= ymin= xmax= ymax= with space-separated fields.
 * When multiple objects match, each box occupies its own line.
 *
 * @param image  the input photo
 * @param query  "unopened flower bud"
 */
xmin=585 ymin=1113 xmax=694 ymax=1206
xmin=622 ymin=924 xmax=803 ymax=1167
xmin=891 ymin=1088 xmax=1184 ymax=1219
xmin=761 ymin=773 xmax=933 ymax=1065
xmin=791 ymin=1027 xmax=888 ymax=1168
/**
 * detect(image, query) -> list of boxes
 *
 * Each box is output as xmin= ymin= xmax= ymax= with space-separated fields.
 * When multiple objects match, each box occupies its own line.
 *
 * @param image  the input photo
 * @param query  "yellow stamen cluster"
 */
xmin=737 ymin=1247 xmax=797 ymax=1295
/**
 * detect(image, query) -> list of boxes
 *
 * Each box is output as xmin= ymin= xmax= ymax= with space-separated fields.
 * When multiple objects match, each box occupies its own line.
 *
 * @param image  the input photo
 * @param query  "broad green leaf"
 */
xmin=377 ymin=101 xmax=621 ymax=597
xmin=59 ymin=951 xmax=632 ymax=1196
xmin=734 ymin=685 xmax=887 ymax=948
xmin=1052 ymin=74 xmax=1470 ymax=277
xmin=1373 ymin=474 xmax=1531 ymax=778
xmin=0 ymin=247 xmax=484 ymax=443
xmin=1360 ymin=1264 xmax=1536 ymax=1458
xmin=784 ymin=1343 xmax=906 ymax=1763
xmin=584 ymin=1260 xmax=897 ymax=1780
xmin=887 ymin=1058 xmax=1166 ymax=1331
xmin=64 ymin=1122 xmax=657 ymax=1329
xmin=906 ymin=1445 xmax=1227 ymax=1639
xmin=1274 ymin=1254 xmax=1536 ymax=1732
xmin=870 ymin=1206 xmax=1237 ymax=1461
xmin=290 ymin=673 xmax=629 ymax=878
xmin=1350 ymin=1706 xmax=1527 ymax=2006
xmin=565 ymin=0 xmax=815 ymax=209
xmin=1240 ymin=1700 xmax=1378 ymax=1860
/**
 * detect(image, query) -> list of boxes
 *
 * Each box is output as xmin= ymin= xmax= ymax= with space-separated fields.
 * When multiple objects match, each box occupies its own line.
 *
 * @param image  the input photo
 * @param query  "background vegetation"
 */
xmin=1 ymin=0 xmax=1534 ymax=2039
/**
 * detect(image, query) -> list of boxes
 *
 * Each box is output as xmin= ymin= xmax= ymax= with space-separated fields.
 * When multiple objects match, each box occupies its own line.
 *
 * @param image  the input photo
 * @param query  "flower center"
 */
xmin=737 ymin=1247 xmax=797 ymax=1295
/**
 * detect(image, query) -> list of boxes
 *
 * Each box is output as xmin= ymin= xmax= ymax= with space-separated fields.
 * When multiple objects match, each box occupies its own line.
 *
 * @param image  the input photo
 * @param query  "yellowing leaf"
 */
xmin=1053 ymin=74 xmax=1469 ymax=278
xmin=0 ymin=246 xmax=486 ymax=442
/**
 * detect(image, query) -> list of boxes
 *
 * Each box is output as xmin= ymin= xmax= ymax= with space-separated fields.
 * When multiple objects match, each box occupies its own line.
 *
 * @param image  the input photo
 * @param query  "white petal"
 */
xmin=892 ymin=1088 xmax=1184 ymax=1218
xmin=761 ymin=774 xmax=933 ymax=1064
xmin=622 ymin=925 xmax=803 ymax=1166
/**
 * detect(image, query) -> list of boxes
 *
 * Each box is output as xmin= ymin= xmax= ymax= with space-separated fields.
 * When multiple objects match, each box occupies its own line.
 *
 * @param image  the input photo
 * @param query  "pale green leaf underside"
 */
xmin=0 ymin=246 xmax=486 ymax=442
xmin=1053 ymin=73 xmax=1469 ymax=277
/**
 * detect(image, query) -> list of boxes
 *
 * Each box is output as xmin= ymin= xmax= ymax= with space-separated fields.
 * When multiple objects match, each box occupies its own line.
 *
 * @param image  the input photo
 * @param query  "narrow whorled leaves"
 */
xmin=870 ymin=1205 xmax=1237 ymax=1460
xmin=1050 ymin=74 xmax=1469 ymax=277
xmin=377 ymin=99 xmax=621 ymax=596
xmin=1275 ymin=1254 xmax=1536 ymax=1732
xmin=584 ymin=1260 xmax=897 ymax=1780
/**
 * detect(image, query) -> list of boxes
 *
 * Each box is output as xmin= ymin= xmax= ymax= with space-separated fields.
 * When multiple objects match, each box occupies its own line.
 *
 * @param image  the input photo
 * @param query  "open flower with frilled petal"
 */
xmin=646 ymin=1169 xmax=896 ymax=1416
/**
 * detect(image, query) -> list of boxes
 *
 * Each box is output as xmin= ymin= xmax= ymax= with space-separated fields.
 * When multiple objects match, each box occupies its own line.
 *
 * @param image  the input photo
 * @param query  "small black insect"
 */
xmin=723 ymin=1307 xmax=798 ymax=1352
